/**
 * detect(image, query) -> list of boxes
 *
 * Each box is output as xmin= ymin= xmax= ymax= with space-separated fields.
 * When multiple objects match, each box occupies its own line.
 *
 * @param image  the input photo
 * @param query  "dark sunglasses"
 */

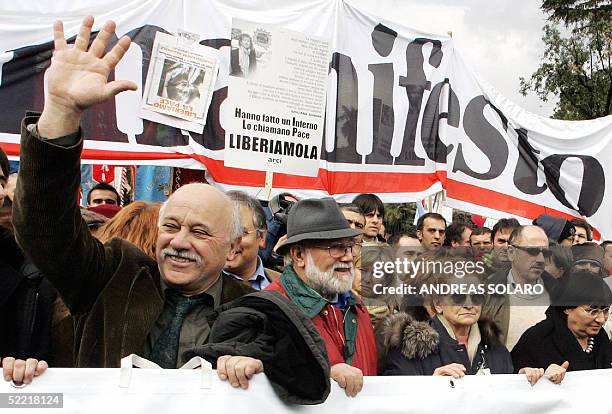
xmin=512 ymin=245 xmax=552 ymax=258
xmin=448 ymin=293 xmax=485 ymax=306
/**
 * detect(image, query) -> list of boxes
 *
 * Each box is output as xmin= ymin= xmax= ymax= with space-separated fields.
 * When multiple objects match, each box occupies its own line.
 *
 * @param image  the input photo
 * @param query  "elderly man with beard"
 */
xmin=267 ymin=198 xmax=377 ymax=397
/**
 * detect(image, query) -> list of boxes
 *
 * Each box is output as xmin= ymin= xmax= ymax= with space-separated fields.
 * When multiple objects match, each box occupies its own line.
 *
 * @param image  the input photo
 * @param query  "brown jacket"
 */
xmin=13 ymin=115 xmax=252 ymax=367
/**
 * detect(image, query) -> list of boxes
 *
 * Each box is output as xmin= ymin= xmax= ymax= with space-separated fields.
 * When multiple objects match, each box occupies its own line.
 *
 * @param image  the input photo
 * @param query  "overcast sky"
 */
xmin=349 ymin=0 xmax=557 ymax=117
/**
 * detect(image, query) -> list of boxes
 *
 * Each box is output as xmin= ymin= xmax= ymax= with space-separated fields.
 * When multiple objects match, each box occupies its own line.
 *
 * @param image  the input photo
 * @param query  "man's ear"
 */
xmin=416 ymin=230 xmax=423 ymax=242
xmin=258 ymin=229 xmax=267 ymax=249
xmin=291 ymin=244 xmax=307 ymax=269
xmin=227 ymin=237 xmax=242 ymax=261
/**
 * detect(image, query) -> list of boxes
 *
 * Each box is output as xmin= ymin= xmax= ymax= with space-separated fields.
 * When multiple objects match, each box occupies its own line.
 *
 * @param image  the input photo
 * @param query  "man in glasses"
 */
xmin=224 ymin=191 xmax=280 ymax=290
xmin=267 ymin=198 xmax=377 ymax=397
xmin=483 ymin=225 xmax=558 ymax=351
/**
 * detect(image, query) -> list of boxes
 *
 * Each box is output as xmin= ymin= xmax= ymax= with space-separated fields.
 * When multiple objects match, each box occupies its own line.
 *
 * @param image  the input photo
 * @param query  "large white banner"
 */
xmin=0 ymin=0 xmax=609 ymax=238
xmin=1 ymin=368 xmax=611 ymax=413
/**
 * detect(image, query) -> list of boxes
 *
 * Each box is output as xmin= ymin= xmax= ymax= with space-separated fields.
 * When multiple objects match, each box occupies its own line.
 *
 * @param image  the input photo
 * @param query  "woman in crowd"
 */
xmin=96 ymin=201 xmax=160 ymax=259
xmin=360 ymin=244 xmax=400 ymax=326
xmin=378 ymin=259 xmax=567 ymax=385
xmin=512 ymin=270 xmax=612 ymax=371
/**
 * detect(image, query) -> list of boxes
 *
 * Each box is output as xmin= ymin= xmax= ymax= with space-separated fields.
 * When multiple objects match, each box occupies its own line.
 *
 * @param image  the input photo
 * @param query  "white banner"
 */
xmin=1 ymin=368 xmax=611 ymax=413
xmin=0 ymin=0 xmax=610 ymax=238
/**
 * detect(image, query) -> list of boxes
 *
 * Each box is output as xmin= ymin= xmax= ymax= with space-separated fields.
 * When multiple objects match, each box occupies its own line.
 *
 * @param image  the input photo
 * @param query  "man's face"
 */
xmin=156 ymin=184 xmax=236 ymax=296
xmin=88 ymin=189 xmax=119 ymax=207
xmin=573 ymin=226 xmax=589 ymax=244
xmin=341 ymin=209 xmax=364 ymax=257
xmin=508 ymin=227 xmax=549 ymax=284
xmin=294 ymin=238 xmax=355 ymax=299
xmin=451 ymin=227 xmax=472 ymax=248
xmin=470 ymin=233 xmax=492 ymax=260
xmin=225 ymin=205 xmax=265 ymax=277
xmin=363 ymin=209 xmax=383 ymax=239
xmin=396 ymin=236 xmax=421 ymax=282
xmin=604 ymin=245 xmax=612 ymax=275
xmin=417 ymin=218 xmax=446 ymax=249
xmin=492 ymin=227 xmax=513 ymax=265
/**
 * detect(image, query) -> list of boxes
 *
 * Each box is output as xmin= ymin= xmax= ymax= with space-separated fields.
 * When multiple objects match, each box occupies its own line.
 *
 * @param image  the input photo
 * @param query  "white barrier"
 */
xmin=1 ymin=368 xmax=611 ymax=413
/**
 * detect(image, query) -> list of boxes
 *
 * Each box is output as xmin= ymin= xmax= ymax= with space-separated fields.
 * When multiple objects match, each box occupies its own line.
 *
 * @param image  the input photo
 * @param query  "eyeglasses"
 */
xmin=511 ymin=245 xmax=552 ymax=258
xmin=311 ymin=243 xmax=356 ymax=258
xmin=580 ymin=306 xmax=611 ymax=318
xmin=448 ymin=293 xmax=485 ymax=306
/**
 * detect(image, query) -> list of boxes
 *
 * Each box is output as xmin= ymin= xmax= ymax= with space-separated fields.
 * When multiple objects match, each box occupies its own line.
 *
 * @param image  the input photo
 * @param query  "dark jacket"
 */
xmin=186 ymin=291 xmax=330 ymax=405
xmin=378 ymin=313 xmax=513 ymax=376
xmin=13 ymin=115 xmax=253 ymax=367
xmin=511 ymin=306 xmax=612 ymax=372
xmin=0 ymin=227 xmax=55 ymax=361
xmin=482 ymin=268 xmax=559 ymax=343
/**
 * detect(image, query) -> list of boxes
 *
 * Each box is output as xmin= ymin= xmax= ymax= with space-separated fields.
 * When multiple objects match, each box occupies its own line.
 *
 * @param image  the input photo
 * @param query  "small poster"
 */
xmin=141 ymin=31 xmax=219 ymax=133
xmin=224 ymin=19 xmax=330 ymax=177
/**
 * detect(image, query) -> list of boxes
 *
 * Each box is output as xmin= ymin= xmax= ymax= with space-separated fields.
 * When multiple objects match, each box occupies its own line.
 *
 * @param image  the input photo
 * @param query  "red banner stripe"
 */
xmin=446 ymin=179 xmax=601 ymax=240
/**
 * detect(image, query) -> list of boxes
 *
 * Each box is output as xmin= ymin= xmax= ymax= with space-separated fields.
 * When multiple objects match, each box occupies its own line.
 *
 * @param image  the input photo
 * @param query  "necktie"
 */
xmin=149 ymin=292 xmax=209 ymax=368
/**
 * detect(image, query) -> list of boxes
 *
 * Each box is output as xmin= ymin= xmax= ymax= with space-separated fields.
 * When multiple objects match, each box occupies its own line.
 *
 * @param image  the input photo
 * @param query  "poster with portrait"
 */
xmin=224 ymin=18 xmax=330 ymax=177
xmin=141 ymin=31 xmax=219 ymax=133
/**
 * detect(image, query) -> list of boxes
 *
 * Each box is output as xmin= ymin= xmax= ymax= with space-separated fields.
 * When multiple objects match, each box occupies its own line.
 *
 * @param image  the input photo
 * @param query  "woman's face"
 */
xmin=435 ymin=277 xmax=483 ymax=328
xmin=240 ymin=35 xmax=252 ymax=49
xmin=565 ymin=306 xmax=609 ymax=338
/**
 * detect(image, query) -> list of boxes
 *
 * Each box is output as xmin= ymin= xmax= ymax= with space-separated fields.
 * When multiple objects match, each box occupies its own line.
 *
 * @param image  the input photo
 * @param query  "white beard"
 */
xmin=304 ymin=252 xmax=354 ymax=300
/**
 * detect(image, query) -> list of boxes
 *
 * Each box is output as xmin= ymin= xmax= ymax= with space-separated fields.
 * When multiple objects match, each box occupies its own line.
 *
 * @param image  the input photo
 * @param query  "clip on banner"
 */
xmin=119 ymin=354 xmax=213 ymax=389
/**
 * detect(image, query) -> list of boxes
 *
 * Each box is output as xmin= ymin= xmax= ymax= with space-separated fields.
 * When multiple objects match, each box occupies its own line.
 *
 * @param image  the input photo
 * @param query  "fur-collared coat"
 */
xmin=377 ymin=313 xmax=513 ymax=375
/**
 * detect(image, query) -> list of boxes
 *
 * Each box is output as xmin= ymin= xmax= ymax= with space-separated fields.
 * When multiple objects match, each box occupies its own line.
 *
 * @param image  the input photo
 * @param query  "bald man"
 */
xmin=10 ymin=17 xmax=258 ymax=384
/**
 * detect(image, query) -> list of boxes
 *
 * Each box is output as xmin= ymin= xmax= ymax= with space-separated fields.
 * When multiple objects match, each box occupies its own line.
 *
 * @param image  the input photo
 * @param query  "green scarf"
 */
xmin=280 ymin=266 xmax=358 ymax=364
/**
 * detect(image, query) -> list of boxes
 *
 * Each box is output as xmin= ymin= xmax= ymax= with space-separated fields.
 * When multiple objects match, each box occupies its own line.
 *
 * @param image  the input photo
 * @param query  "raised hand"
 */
xmin=38 ymin=16 xmax=138 ymax=138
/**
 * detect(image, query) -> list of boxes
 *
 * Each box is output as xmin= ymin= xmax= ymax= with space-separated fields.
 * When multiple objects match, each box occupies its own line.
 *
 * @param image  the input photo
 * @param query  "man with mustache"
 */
xmin=7 ymin=17 xmax=259 ymax=387
xmin=482 ymin=226 xmax=558 ymax=351
xmin=267 ymin=198 xmax=377 ymax=397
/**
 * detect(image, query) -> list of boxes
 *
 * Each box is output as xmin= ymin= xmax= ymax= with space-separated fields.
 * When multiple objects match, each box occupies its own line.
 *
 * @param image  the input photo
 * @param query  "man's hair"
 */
xmin=226 ymin=190 xmax=267 ymax=237
xmin=491 ymin=218 xmax=520 ymax=242
xmin=0 ymin=145 xmax=9 ymax=178
xmin=570 ymin=218 xmax=593 ymax=241
xmin=470 ymin=227 xmax=491 ymax=238
xmin=547 ymin=240 xmax=573 ymax=273
xmin=444 ymin=222 xmax=470 ymax=246
xmin=416 ymin=212 xmax=446 ymax=231
xmin=339 ymin=203 xmax=365 ymax=216
xmin=352 ymin=193 xmax=384 ymax=216
xmin=387 ymin=229 xmax=418 ymax=245
xmin=601 ymin=240 xmax=612 ymax=249
xmin=96 ymin=201 xmax=160 ymax=259
xmin=87 ymin=182 xmax=120 ymax=204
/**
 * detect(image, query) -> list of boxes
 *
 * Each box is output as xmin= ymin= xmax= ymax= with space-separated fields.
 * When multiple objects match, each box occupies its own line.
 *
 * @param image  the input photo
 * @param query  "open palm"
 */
xmin=47 ymin=17 xmax=137 ymax=113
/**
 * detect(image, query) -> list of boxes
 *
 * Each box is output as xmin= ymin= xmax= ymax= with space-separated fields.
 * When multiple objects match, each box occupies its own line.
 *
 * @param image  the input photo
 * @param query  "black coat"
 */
xmin=0 ymin=228 xmax=56 ymax=361
xmin=185 ymin=291 xmax=330 ymax=405
xmin=378 ymin=313 xmax=513 ymax=376
xmin=511 ymin=306 xmax=612 ymax=372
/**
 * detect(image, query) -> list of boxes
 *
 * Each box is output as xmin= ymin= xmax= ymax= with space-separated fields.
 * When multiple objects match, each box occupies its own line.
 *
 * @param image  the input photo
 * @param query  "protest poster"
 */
xmin=223 ymin=18 xmax=330 ymax=177
xmin=140 ymin=31 xmax=219 ymax=133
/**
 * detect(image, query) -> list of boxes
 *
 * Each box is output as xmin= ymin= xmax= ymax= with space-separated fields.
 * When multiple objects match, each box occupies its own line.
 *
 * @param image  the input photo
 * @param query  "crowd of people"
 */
xmin=1 ymin=17 xmax=611 ymax=403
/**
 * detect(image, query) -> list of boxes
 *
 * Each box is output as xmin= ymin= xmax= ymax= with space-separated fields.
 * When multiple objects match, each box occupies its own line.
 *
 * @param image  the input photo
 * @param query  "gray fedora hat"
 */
xmin=276 ymin=197 xmax=362 ymax=254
